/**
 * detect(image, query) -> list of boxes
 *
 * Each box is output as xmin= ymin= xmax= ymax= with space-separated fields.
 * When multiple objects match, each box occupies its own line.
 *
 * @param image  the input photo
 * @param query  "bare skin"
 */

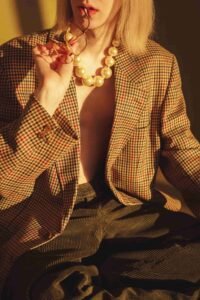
xmin=33 ymin=0 xmax=122 ymax=183
xmin=76 ymin=73 xmax=115 ymax=183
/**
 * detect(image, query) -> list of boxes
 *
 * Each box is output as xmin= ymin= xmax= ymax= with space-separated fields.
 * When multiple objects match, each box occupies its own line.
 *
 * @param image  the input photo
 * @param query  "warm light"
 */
xmin=0 ymin=0 xmax=57 ymax=45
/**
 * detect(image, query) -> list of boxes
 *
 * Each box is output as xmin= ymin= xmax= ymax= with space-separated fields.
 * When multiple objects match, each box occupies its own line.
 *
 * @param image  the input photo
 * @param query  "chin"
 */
xmin=73 ymin=14 xmax=106 ymax=31
xmin=85 ymin=21 xmax=110 ymax=32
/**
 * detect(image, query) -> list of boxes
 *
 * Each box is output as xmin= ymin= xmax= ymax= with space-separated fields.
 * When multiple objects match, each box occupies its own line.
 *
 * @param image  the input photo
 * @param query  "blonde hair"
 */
xmin=55 ymin=0 xmax=155 ymax=55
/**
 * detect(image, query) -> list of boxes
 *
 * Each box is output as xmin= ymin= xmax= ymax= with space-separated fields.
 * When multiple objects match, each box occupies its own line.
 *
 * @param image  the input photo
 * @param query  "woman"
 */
xmin=0 ymin=0 xmax=200 ymax=299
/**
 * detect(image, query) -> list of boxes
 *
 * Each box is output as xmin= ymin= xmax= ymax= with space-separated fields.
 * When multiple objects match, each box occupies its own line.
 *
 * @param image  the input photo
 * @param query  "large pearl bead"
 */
xmin=82 ymin=76 xmax=94 ymax=87
xmin=108 ymin=47 xmax=118 ymax=56
xmin=65 ymin=32 xmax=73 ymax=41
xmin=73 ymin=56 xmax=81 ymax=66
xmin=75 ymin=66 xmax=86 ymax=78
xmin=105 ymin=56 xmax=115 ymax=67
xmin=94 ymin=76 xmax=104 ymax=87
xmin=101 ymin=66 xmax=112 ymax=79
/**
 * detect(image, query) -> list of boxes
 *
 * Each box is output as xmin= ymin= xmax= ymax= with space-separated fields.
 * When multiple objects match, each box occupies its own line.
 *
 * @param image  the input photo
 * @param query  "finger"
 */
xmin=35 ymin=53 xmax=53 ymax=65
xmin=33 ymin=44 xmax=50 ymax=57
xmin=33 ymin=44 xmax=56 ymax=66
xmin=32 ymin=45 xmax=41 ymax=56
xmin=56 ymin=57 xmax=74 ymax=78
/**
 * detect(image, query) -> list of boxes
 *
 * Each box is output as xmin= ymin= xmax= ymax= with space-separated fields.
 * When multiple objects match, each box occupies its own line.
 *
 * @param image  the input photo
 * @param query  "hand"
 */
xmin=32 ymin=40 xmax=76 ymax=116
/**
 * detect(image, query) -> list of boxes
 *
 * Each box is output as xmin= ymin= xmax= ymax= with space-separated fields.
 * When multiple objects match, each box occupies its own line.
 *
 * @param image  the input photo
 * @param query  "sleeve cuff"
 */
xmin=14 ymin=95 xmax=78 ymax=160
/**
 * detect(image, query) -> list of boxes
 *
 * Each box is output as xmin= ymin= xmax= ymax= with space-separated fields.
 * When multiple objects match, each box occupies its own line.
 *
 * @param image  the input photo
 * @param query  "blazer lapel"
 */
xmin=106 ymin=46 xmax=150 ymax=176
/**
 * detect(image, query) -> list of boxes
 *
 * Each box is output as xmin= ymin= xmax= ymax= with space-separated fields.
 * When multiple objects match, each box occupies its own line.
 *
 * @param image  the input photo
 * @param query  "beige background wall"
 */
xmin=0 ymin=0 xmax=56 ymax=45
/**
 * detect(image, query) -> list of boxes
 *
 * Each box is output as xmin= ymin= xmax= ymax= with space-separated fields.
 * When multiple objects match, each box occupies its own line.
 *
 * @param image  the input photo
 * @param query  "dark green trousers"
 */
xmin=3 ymin=178 xmax=200 ymax=299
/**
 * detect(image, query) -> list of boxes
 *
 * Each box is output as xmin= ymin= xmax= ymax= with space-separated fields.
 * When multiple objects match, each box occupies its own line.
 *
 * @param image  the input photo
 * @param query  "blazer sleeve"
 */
xmin=0 ymin=56 xmax=77 ymax=199
xmin=159 ymin=55 xmax=200 ymax=206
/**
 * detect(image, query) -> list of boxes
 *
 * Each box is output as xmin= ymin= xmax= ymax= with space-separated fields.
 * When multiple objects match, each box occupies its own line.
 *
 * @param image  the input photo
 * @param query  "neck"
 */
xmin=84 ymin=22 xmax=116 ymax=57
xmin=71 ymin=19 xmax=117 ymax=59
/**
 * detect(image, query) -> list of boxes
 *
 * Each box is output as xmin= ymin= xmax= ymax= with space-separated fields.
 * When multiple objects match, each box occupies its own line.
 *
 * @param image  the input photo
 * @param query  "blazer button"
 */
xmin=37 ymin=125 xmax=52 ymax=144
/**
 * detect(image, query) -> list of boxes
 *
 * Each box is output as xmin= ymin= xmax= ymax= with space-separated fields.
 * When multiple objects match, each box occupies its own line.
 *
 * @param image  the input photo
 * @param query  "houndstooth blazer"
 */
xmin=0 ymin=29 xmax=200 ymax=292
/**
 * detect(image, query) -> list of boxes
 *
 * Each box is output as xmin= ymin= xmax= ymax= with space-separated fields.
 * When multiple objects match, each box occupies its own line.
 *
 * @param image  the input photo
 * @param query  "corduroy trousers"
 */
xmin=3 ymin=178 xmax=200 ymax=300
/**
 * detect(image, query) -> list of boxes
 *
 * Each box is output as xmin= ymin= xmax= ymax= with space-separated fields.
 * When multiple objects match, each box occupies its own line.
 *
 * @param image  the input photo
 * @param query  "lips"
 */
xmin=79 ymin=3 xmax=99 ymax=10
xmin=78 ymin=3 xmax=99 ymax=15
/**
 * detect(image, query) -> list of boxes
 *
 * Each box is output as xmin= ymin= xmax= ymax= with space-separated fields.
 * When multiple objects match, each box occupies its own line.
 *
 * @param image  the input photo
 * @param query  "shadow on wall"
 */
xmin=154 ymin=0 xmax=200 ymax=140
xmin=15 ymin=0 xmax=43 ymax=33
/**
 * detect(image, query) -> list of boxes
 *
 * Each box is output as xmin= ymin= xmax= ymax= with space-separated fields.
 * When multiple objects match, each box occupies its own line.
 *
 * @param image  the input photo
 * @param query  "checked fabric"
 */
xmin=0 ymin=28 xmax=200 ymax=294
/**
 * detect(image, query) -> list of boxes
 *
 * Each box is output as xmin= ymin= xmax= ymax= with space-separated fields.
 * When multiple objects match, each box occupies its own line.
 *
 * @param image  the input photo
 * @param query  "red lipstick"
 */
xmin=78 ymin=3 xmax=99 ymax=16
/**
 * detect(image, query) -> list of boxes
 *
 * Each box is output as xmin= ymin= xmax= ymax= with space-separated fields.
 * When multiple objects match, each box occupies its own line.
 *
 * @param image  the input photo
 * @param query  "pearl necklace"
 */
xmin=65 ymin=27 xmax=120 ymax=87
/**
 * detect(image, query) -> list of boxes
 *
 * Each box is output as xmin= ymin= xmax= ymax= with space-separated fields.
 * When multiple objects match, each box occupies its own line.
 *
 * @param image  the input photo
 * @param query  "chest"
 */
xmin=75 ymin=77 xmax=116 ymax=130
